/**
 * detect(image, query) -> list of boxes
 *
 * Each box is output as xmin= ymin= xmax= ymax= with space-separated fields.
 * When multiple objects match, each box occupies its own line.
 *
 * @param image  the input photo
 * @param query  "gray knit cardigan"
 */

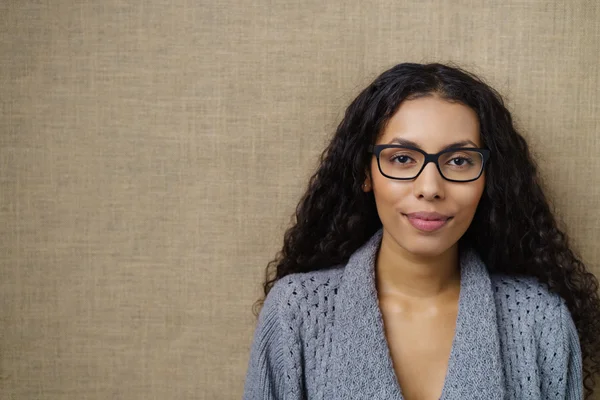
xmin=243 ymin=228 xmax=583 ymax=399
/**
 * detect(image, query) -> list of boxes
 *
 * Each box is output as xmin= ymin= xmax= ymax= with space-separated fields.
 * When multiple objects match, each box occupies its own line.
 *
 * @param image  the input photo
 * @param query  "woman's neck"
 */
xmin=375 ymin=231 xmax=461 ymax=301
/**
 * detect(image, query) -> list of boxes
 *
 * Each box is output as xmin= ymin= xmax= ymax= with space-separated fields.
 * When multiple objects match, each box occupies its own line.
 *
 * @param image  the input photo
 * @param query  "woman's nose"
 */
xmin=413 ymin=162 xmax=445 ymax=200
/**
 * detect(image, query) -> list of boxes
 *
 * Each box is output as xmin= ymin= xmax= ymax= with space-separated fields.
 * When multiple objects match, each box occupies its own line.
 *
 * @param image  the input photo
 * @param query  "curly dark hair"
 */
xmin=254 ymin=63 xmax=600 ymax=398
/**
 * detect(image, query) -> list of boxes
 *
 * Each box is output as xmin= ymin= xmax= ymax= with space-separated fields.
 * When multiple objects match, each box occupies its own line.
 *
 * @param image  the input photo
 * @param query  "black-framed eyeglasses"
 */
xmin=368 ymin=144 xmax=491 ymax=182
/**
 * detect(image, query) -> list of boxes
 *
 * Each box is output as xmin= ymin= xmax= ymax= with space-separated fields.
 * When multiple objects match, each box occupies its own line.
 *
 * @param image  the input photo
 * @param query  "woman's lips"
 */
xmin=403 ymin=214 xmax=452 ymax=232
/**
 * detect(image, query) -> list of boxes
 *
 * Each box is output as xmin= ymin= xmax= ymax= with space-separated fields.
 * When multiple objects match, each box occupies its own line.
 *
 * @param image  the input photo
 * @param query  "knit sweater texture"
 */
xmin=242 ymin=229 xmax=583 ymax=399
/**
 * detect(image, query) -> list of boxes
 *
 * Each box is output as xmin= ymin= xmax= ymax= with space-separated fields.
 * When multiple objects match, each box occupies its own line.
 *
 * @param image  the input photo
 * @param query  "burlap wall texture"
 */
xmin=1 ymin=1 xmax=599 ymax=399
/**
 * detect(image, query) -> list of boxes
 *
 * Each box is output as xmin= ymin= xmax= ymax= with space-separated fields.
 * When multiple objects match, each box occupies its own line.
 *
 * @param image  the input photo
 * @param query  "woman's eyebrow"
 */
xmin=388 ymin=137 xmax=478 ymax=151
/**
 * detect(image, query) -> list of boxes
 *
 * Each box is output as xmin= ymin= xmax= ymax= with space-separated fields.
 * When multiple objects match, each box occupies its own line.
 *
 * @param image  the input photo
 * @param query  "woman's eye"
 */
xmin=449 ymin=157 xmax=472 ymax=166
xmin=391 ymin=155 xmax=413 ymax=163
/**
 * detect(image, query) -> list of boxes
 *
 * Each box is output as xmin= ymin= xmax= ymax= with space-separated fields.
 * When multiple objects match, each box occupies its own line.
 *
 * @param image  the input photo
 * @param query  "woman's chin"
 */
xmin=391 ymin=230 xmax=456 ymax=258
xmin=403 ymin=243 xmax=450 ymax=258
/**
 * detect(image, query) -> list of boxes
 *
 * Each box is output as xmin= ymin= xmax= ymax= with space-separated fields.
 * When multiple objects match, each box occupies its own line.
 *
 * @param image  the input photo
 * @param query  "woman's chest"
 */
xmin=380 ymin=300 xmax=458 ymax=400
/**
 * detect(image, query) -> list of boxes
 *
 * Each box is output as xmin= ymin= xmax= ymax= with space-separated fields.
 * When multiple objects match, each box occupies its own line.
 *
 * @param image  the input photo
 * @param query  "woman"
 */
xmin=242 ymin=63 xmax=600 ymax=399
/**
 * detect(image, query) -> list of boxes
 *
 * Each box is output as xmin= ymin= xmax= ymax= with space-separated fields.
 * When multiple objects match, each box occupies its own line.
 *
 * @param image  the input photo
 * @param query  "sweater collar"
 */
xmin=328 ymin=228 xmax=505 ymax=399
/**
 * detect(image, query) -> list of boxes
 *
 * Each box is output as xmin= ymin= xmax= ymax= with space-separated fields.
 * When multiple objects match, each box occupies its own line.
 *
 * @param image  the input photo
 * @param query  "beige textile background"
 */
xmin=1 ymin=1 xmax=599 ymax=399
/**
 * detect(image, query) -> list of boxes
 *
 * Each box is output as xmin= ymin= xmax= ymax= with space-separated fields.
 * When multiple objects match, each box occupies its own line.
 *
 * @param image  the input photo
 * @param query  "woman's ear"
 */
xmin=363 ymin=169 xmax=372 ymax=192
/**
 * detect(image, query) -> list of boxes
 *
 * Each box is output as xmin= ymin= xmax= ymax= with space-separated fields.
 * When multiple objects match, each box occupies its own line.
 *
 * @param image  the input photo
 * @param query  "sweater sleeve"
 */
xmin=561 ymin=301 xmax=584 ymax=400
xmin=242 ymin=283 xmax=288 ymax=400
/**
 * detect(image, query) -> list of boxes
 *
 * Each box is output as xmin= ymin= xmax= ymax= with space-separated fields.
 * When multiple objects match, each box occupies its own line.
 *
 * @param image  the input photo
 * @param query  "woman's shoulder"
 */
xmin=490 ymin=273 xmax=565 ymax=306
xmin=489 ymin=273 xmax=570 ymax=329
xmin=261 ymin=265 xmax=345 ymax=323
xmin=268 ymin=265 xmax=345 ymax=306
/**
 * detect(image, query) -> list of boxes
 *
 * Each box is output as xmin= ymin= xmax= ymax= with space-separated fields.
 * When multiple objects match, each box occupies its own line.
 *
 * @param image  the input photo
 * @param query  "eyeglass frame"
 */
xmin=367 ymin=144 xmax=491 ymax=183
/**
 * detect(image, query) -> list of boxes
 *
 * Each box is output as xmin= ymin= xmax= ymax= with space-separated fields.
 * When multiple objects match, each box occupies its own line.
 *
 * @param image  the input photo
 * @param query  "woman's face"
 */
xmin=365 ymin=94 xmax=486 ymax=258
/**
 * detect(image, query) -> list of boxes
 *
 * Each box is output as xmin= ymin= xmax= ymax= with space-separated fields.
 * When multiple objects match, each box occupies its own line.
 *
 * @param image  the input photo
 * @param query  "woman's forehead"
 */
xmin=379 ymin=96 xmax=481 ymax=148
